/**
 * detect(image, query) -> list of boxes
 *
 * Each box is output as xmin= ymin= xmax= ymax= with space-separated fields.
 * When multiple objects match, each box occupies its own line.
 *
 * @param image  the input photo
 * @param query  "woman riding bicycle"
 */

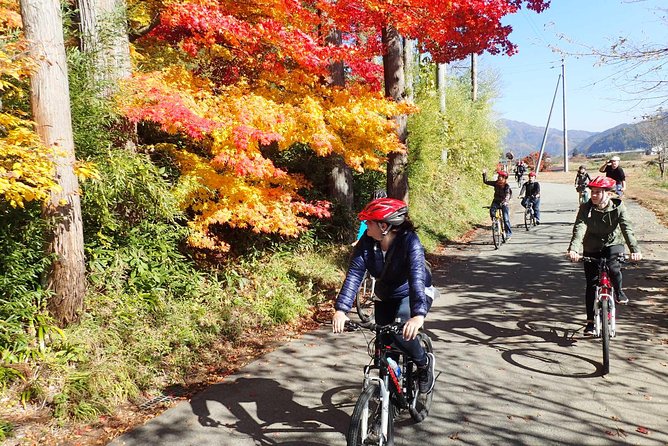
xmin=332 ymin=198 xmax=435 ymax=393
xmin=567 ymin=176 xmax=642 ymax=335
xmin=483 ymin=169 xmax=513 ymax=240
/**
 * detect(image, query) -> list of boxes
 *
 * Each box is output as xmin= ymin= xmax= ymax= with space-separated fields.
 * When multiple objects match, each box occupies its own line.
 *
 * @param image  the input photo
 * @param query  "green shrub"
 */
xmin=407 ymin=68 xmax=500 ymax=249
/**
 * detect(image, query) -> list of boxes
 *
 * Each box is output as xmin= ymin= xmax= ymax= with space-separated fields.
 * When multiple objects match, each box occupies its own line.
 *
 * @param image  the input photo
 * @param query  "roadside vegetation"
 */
xmin=0 ymin=48 xmax=500 ymax=443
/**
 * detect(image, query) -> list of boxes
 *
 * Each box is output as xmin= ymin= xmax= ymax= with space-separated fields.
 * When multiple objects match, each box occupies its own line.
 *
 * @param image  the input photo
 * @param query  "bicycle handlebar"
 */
xmin=344 ymin=320 xmax=404 ymax=335
xmin=579 ymin=254 xmax=630 ymax=264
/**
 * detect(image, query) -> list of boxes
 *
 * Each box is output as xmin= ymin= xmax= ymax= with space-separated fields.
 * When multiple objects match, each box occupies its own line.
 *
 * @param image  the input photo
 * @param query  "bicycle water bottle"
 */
xmin=387 ymin=357 xmax=401 ymax=378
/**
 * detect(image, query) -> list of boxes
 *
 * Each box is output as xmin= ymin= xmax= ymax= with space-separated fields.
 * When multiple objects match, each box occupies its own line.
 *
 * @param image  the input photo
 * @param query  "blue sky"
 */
xmin=479 ymin=0 xmax=668 ymax=132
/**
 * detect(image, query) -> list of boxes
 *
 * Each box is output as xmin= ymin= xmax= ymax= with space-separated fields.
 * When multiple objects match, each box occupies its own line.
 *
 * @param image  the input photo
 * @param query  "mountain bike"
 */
xmin=491 ymin=206 xmax=507 ymax=249
xmin=355 ymin=271 xmax=375 ymax=323
xmin=344 ymin=320 xmax=434 ymax=446
xmin=579 ymin=254 xmax=628 ymax=375
xmin=523 ymin=200 xmax=537 ymax=230
xmin=515 ymin=172 xmax=524 ymax=188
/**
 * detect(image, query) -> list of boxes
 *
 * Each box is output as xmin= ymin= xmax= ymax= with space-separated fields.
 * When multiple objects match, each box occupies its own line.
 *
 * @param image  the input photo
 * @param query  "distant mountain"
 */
xmin=499 ymin=119 xmax=598 ymax=158
xmin=499 ymin=118 xmax=660 ymax=157
xmin=573 ymin=123 xmax=650 ymax=156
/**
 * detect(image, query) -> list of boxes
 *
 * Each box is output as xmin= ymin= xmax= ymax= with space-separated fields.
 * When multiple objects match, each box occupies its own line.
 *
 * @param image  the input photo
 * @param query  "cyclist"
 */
xmin=354 ymin=189 xmax=387 ymax=242
xmin=515 ymin=161 xmax=526 ymax=186
xmin=566 ymin=176 xmax=642 ymax=335
xmin=332 ymin=198 xmax=436 ymax=393
xmin=483 ymin=169 xmax=513 ymax=240
xmin=519 ymin=171 xmax=541 ymax=225
xmin=599 ymin=155 xmax=626 ymax=198
xmin=574 ymin=165 xmax=592 ymax=202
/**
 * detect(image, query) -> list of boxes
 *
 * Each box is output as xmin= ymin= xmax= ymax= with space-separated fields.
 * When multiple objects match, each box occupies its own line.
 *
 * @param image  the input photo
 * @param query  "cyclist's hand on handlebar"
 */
xmin=332 ymin=310 xmax=349 ymax=334
xmin=567 ymin=250 xmax=581 ymax=262
xmin=403 ymin=315 xmax=424 ymax=341
xmin=630 ymin=252 xmax=642 ymax=262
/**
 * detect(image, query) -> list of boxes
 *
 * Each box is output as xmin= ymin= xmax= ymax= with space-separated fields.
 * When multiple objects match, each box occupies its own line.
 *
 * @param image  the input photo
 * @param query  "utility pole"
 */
xmin=537 ymin=73 xmax=561 ymax=175
xmin=562 ymin=59 xmax=569 ymax=172
xmin=471 ymin=53 xmax=478 ymax=101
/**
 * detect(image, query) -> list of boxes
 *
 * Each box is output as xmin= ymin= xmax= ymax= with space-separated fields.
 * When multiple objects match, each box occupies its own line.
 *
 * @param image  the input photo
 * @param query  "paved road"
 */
xmin=110 ymin=182 xmax=668 ymax=446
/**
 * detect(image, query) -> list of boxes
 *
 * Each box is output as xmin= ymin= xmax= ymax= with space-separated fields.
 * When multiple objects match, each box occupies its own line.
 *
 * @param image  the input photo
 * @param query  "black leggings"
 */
xmin=374 ymin=297 xmax=427 ymax=367
xmin=583 ymin=245 xmax=624 ymax=320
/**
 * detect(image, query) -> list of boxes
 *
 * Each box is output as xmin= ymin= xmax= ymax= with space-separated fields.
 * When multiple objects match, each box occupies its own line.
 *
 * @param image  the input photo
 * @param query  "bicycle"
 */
xmin=523 ymin=200 xmax=537 ymax=231
xmin=355 ymin=271 xmax=375 ymax=323
xmin=577 ymin=186 xmax=590 ymax=204
xmin=491 ymin=206 xmax=507 ymax=249
xmin=579 ymin=254 xmax=628 ymax=375
xmin=344 ymin=320 xmax=434 ymax=446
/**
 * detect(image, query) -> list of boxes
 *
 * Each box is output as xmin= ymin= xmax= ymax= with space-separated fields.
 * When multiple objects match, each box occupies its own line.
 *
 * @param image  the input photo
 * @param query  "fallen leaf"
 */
xmin=637 ymin=426 xmax=650 ymax=435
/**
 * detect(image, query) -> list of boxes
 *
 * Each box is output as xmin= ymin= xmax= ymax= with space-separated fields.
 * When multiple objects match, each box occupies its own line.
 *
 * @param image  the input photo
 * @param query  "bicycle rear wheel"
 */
xmin=355 ymin=273 xmax=375 ymax=323
xmin=492 ymin=218 xmax=501 ymax=249
xmin=347 ymin=383 xmax=394 ymax=446
xmin=601 ymin=298 xmax=610 ymax=375
xmin=409 ymin=334 xmax=434 ymax=423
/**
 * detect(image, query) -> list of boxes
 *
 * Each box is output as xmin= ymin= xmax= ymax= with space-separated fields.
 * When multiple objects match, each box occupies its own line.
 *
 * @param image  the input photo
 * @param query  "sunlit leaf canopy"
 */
xmin=121 ymin=0 xmax=548 ymax=251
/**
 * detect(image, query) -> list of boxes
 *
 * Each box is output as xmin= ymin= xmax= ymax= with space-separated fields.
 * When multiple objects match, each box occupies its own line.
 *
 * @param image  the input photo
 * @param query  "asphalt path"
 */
xmin=110 ymin=182 xmax=668 ymax=446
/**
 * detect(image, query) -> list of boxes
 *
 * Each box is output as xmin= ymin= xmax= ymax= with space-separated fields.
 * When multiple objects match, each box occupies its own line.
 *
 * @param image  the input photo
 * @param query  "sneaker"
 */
xmin=535 ymin=220 xmax=540 ymax=225
xmin=417 ymin=353 xmax=435 ymax=394
xmin=583 ymin=322 xmax=595 ymax=336
xmin=506 ymin=234 xmax=512 ymax=241
xmin=616 ymin=291 xmax=629 ymax=304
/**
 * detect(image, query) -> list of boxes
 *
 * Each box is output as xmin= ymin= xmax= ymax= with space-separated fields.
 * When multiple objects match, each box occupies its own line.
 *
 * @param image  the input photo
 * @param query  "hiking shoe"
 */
xmin=583 ymin=322 xmax=595 ymax=336
xmin=616 ymin=292 xmax=629 ymax=304
xmin=418 ymin=353 xmax=435 ymax=394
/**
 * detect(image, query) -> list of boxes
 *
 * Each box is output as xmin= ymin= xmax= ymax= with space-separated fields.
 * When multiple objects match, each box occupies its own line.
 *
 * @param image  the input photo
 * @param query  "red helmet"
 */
xmin=496 ymin=170 xmax=508 ymax=178
xmin=528 ymin=171 xmax=536 ymax=177
xmin=358 ymin=198 xmax=408 ymax=225
xmin=588 ymin=175 xmax=616 ymax=190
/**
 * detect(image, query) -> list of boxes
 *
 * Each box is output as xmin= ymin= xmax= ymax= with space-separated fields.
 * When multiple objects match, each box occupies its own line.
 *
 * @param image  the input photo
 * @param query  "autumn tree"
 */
xmin=119 ymin=0 xmax=410 ymax=251
xmin=20 ymin=0 xmax=86 ymax=324
xmin=318 ymin=0 xmax=551 ymax=199
xmin=638 ymin=111 xmax=668 ymax=178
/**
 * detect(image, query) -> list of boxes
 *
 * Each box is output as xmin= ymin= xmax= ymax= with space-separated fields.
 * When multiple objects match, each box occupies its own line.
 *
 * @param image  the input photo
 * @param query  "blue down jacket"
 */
xmin=335 ymin=229 xmax=432 ymax=317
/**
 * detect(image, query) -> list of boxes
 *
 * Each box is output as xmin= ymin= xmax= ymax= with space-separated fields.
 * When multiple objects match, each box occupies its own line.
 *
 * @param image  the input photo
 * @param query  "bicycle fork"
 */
xmin=362 ymin=374 xmax=391 ymax=444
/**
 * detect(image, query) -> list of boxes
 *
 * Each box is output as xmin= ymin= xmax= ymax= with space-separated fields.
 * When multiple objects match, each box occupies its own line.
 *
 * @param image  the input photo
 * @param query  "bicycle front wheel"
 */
xmin=409 ymin=334 xmax=434 ymax=423
xmin=601 ymin=298 xmax=611 ymax=375
xmin=355 ymin=274 xmax=375 ymax=323
xmin=347 ymin=383 xmax=394 ymax=446
xmin=492 ymin=218 xmax=501 ymax=249
xmin=524 ymin=208 xmax=531 ymax=231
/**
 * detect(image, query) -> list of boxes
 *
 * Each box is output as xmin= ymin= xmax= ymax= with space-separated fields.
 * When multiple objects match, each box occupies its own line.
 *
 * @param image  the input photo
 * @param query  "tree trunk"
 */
xmin=382 ymin=24 xmax=408 ymax=202
xmin=325 ymin=27 xmax=354 ymax=238
xmin=437 ymin=63 xmax=447 ymax=113
xmin=77 ymin=0 xmax=136 ymax=150
xmin=77 ymin=0 xmax=132 ymax=96
xmin=20 ymin=0 xmax=87 ymax=325
xmin=403 ymin=38 xmax=416 ymax=103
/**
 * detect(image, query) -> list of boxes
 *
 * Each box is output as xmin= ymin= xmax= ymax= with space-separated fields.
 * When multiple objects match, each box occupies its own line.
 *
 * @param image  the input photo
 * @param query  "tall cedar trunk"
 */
xmin=325 ymin=27 xmax=354 ymax=239
xmin=20 ymin=0 xmax=87 ymax=325
xmin=77 ymin=0 xmax=136 ymax=149
xmin=77 ymin=0 xmax=132 ymax=96
xmin=382 ymin=24 xmax=408 ymax=202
